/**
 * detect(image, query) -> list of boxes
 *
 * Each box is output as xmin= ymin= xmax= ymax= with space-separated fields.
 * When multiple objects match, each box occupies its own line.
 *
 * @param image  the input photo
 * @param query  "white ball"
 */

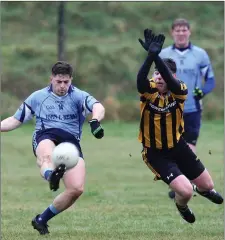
xmin=52 ymin=142 xmax=79 ymax=170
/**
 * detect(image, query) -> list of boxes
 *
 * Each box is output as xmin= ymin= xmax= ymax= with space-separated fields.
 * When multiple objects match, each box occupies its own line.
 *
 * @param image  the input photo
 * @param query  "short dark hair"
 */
xmin=155 ymin=58 xmax=177 ymax=74
xmin=172 ymin=18 xmax=190 ymax=30
xmin=163 ymin=58 xmax=177 ymax=73
xmin=51 ymin=61 xmax=73 ymax=77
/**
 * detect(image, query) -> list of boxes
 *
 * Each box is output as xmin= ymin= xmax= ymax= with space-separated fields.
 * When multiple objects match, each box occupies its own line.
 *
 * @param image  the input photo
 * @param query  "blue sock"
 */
xmin=43 ymin=169 xmax=53 ymax=181
xmin=37 ymin=204 xmax=60 ymax=224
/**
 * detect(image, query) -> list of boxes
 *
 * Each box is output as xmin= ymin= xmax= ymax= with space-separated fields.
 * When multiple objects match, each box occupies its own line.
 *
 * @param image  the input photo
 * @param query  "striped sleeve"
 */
xmin=171 ymin=81 xmax=188 ymax=101
xmin=82 ymin=95 xmax=99 ymax=117
xmin=140 ymin=78 xmax=158 ymax=98
xmin=13 ymin=92 xmax=37 ymax=123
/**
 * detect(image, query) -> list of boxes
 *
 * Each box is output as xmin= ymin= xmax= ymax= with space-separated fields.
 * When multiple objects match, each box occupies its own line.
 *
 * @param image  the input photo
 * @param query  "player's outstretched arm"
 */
xmin=88 ymin=103 xmax=105 ymax=139
xmin=91 ymin=103 xmax=105 ymax=122
xmin=154 ymin=56 xmax=181 ymax=93
xmin=137 ymin=55 xmax=155 ymax=94
xmin=1 ymin=116 xmax=22 ymax=132
xmin=137 ymin=30 xmax=156 ymax=94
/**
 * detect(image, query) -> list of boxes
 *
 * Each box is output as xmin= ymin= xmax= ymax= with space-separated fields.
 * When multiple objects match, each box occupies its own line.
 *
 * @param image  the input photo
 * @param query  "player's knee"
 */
xmin=36 ymin=140 xmax=55 ymax=167
xmin=68 ymin=185 xmax=84 ymax=198
xmin=37 ymin=154 xmax=52 ymax=167
xmin=197 ymin=180 xmax=214 ymax=191
xmin=187 ymin=143 xmax=196 ymax=153
xmin=176 ymin=184 xmax=193 ymax=200
xmin=206 ymin=181 xmax=214 ymax=191
xmin=208 ymin=181 xmax=214 ymax=190
xmin=193 ymin=169 xmax=214 ymax=191
xmin=170 ymin=175 xmax=193 ymax=200
xmin=75 ymin=186 xmax=84 ymax=196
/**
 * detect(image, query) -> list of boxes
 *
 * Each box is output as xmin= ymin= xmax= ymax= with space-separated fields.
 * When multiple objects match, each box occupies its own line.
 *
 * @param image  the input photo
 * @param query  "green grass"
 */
xmin=1 ymin=121 xmax=224 ymax=240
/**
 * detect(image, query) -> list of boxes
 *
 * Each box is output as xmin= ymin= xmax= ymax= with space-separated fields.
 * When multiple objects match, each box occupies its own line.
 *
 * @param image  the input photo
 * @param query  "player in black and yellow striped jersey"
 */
xmin=139 ymin=76 xmax=187 ymax=150
xmin=137 ymin=29 xmax=223 ymax=224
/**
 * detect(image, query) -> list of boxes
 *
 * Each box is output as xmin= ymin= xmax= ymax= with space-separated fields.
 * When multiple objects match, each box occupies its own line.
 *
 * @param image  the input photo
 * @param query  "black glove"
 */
xmin=88 ymin=119 xmax=104 ymax=139
xmin=138 ymin=29 xmax=155 ymax=51
xmin=193 ymin=87 xmax=204 ymax=100
xmin=148 ymin=34 xmax=166 ymax=56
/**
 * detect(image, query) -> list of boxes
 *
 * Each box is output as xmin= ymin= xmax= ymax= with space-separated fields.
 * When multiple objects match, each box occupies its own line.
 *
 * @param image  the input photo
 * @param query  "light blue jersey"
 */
xmin=14 ymin=85 xmax=99 ymax=140
xmin=160 ymin=43 xmax=215 ymax=113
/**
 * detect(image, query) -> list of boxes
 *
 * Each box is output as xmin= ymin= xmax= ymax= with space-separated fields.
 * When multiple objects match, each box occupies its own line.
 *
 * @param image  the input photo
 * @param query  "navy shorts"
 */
xmin=141 ymin=137 xmax=205 ymax=185
xmin=182 ymin=110 xmax=202 ymax=145
xmin=32 ymin=128 xmax=83 ymax=158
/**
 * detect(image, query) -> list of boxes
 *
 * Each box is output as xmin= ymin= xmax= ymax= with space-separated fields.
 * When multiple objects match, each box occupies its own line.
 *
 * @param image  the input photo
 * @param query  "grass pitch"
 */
xmin=1 ymin=121 xmax=224 ymax=240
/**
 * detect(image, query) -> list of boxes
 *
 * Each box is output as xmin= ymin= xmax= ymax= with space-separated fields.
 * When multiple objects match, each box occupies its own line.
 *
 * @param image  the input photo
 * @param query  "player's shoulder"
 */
xmin=70 ymin=85 xmax=83 ymax=93
xmin=191 ymin=44 xmax=208 ymax=55
xmin=160 ymin=45 xmax=173 ymax=54
xmin=176 ymin=78 xmax=185 ymax=84
xmin=176 ymin=79 xmax=188 ymax=90
xmin=69 ymin=85 xmax=90 ymax=99
xmin=161 ymin=45 xmax=173 ymax=52
xmin=27 ymin=86 xmax=50 ymax=99
xmin=160 ymin=45 xmax=174 ymax=59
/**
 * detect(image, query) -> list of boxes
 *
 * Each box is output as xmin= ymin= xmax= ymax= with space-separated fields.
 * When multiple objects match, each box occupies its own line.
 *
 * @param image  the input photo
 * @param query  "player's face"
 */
xmin=153 ymin=71 xmax=168 ymax=93
xmin=51 ymin=74 xmax=72 ymax=96
xmin=172 ymin=25 xmax=191 ymax=48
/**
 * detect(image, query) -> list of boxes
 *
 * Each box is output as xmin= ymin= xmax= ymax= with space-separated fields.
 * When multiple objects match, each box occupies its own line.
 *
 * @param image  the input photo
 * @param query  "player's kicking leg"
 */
xmin=31 ymin=139 xmax=67 ymax=234
xmin=142 ymin=146 xmax=195 ymax=223
xmin=35 ymin=139 xmax=66 ymax=192
xmin=32 ymin=158 xmax=85 ymax=235
xmin=169 ymin=112 xmax=200 ymax=200
xmin=192 ymin=169 xmax=223 ymax=204
xmin=168 ymin=144 xmax=197 ymax=200
xmin=48 ymin=163 xmax=66 ymax=191
xmin=32 ymin=139 xmax=85 ymax=235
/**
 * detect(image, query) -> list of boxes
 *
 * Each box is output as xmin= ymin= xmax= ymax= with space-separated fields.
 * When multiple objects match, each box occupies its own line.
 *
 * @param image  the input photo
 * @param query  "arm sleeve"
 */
xmin=200 ymin=50 xmax=215 ymax=95
xmin=80 ymin=91 xmax=99 ymax=117
xmin=137 ymin=55 xmax=155 ymax=94
xmin=154 ymin=56 xmax=182 ymax=94
xmin=13 ymin=92 xmax=37 ymax=123
xmin=171 ymin=81 xmax=188 ymax=101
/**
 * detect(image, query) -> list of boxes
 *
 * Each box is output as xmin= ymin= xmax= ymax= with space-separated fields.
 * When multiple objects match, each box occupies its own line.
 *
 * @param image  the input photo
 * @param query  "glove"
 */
xmin=88 ymin=119 xmax=104 ymax=139
xmin=148 ymin=34 xmax=166 ymax=56
xmin=193 ymin=87 xmax=204 ymax=100
xmin=138 ymin=29 xmax=155 ymax=51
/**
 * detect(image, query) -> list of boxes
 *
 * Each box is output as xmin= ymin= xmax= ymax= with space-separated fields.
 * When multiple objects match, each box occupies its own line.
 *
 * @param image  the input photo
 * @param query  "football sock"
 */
xmin=37 ymin=204 xmax=60 ymax=224
xmin=43 ymin=169 xmax=53 ymax=181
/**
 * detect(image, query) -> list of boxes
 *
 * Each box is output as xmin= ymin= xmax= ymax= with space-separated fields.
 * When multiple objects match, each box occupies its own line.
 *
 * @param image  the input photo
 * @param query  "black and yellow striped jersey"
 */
xmin=138 ymin=78 xmax=188 ymax=150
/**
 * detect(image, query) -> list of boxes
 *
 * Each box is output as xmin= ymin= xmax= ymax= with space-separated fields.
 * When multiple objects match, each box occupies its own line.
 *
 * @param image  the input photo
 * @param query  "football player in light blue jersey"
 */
xmin=159 ymin=18 xmax=215 ymax=153
xmin=159 ymin=19 xmax=215 ymax=199
xmin=1 ymin=61 xmax=105 ymax=235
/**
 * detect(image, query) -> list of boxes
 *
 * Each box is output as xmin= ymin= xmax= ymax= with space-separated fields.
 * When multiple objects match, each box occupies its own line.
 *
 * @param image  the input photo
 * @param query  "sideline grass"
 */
xmin=1 ymin=121 xmax=224 ymax=240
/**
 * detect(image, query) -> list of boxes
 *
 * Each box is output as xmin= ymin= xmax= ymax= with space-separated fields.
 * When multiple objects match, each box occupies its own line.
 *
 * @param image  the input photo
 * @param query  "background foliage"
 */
xmin=1 ymin=2 xmax=224 ymax=120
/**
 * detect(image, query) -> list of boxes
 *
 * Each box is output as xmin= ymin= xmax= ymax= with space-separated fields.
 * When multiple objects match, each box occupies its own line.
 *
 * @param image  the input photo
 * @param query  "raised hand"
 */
xmin=138 ymin=29 xmax=155 ymax=51
xmin=148 ymin=34 xmax=166 ymax=56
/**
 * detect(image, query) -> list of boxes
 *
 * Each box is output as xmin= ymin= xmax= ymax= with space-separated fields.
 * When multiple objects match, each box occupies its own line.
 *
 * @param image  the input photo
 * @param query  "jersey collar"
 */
xmin=172 ymin=42 xmax=192 ymax=50
xmin=48 ymin=84 xmax=74 ymax=94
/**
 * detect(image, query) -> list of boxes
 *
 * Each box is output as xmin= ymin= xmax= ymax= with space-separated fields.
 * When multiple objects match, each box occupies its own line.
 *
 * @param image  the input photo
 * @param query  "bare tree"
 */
xmin=58 ymin=2 xmax=66 ymax=61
